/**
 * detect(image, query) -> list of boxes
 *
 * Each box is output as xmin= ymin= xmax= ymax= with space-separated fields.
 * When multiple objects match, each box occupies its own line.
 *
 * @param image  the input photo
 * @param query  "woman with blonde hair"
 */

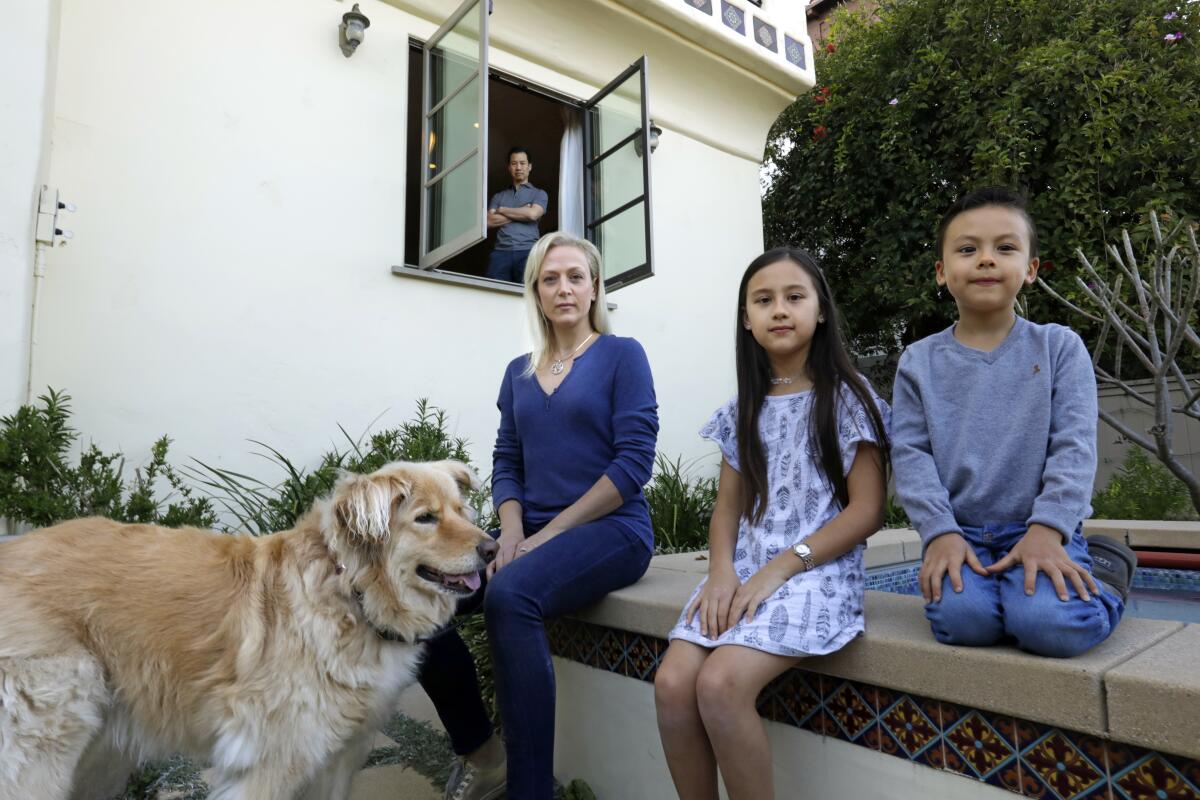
xmin=418 ymin=232 xmax=659 ymax=800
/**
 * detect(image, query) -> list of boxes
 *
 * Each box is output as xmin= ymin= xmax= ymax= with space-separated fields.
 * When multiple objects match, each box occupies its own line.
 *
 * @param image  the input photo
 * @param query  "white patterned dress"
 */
xmin=668 ymin=388 xmax=890 ymax=656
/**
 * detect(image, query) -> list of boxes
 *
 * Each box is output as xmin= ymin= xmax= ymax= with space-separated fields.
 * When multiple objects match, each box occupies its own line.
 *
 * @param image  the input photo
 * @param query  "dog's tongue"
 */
xmin=462 ymin=571 xmax=482 ymax=592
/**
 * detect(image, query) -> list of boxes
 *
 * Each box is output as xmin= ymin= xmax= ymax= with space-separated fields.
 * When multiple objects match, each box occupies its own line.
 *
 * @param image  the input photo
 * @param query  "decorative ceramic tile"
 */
xmin=782 ymin=34 xmax=811 ymax=70
xmin=824 ymin=680 xmax=876 ymax=744
xmin=784 ymin=34 xmax=806 ymax=69
xmin=575 ymin=621 xmax=603 ymax=666
xmin=940 ymin=702 xmax=1021 ymax=792
xmin=596 ymin=628 xmax=627 ymax=673
xmin=546 ymin=618 xmax=574 ymax=659
xmin=1108 ymin=741 xmax=1200 ymax=800
xmin=624 ymin=634 xmax=660 ymax=681
xmin=720 ymin=0 xmax=746 ymax=34
xmin=878 ymin=690 xmax=940 ymax=764
xmin=683 ymin=0 xmax=713 ymax=13
xmin=751 ymin=16 xmax=777 ymax=52
xmin=760 ymin=668 xmax=823 ymax=733
xmin=1015 ymin=719 xmax=1107 ymax=800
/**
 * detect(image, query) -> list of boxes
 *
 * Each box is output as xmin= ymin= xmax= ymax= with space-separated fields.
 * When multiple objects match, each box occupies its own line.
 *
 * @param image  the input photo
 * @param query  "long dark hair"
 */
xmin=734 ymin=247 xmax=890 ymax=524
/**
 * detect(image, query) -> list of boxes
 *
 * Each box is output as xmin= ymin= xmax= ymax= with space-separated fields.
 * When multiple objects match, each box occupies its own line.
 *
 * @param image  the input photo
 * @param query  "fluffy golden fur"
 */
xmin=0 ymin=460 xmax=495 ymax=800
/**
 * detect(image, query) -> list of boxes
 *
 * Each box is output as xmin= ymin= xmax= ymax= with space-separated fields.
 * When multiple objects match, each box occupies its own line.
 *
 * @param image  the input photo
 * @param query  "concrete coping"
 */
xmin=1082 ymin=519 xmax=1200 ymax=550
xmin=568 ymin=528 xmax=1200 ymax=759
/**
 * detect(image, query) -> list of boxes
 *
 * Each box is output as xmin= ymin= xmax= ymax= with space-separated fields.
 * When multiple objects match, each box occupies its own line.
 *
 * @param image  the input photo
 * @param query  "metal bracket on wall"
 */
xmin=35 ymin=185 xmax=75 ymax=245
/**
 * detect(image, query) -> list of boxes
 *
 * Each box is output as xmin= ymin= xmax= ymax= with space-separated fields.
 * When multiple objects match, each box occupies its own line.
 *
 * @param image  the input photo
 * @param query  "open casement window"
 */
xmin=419 ymin=0 xmax=488 ymax=269
xmin=583 ymin=57 xmax=654 ymax=291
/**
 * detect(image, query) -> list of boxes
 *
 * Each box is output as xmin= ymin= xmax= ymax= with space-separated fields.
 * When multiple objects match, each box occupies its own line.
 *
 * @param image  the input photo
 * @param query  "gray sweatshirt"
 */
xmin=891 ymin=317 xmax=1097 ymax=548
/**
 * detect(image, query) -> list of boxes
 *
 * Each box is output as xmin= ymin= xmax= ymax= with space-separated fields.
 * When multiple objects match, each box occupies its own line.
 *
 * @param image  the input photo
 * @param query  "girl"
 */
xmin=655 ymin=248 xmax=890 ymax=800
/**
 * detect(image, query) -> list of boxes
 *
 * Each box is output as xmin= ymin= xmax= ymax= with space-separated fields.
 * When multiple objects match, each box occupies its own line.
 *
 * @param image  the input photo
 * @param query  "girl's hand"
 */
xmin=920 ymin=533 xmax=987 ymax=602
xmin=725 ymin=561 xmax=790 ymax=630
xmin=686 ymin=565 xmax=740 ymax=639
xmin=985 ymin=524 xmax=1098 ymax=601
xmin=488 ymin=527 xmax=525 ymax=578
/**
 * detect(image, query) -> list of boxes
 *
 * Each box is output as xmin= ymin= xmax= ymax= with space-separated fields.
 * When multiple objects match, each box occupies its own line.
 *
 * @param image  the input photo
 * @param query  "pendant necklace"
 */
xmin=770 ymin=373 xmax=807 ymax=386
xmin=550 ymin=332 xmax=595 ymax=375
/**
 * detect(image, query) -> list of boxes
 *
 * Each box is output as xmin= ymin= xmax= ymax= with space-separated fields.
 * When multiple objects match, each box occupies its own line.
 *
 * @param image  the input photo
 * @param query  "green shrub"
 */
xmin=882 ymin=495 xmax=911 ymax=529
xmin=190 ymin=399 xmax=479 ymax=535
xmin=1092 ymin=446 xmax=1198 ymax=521
xmin=0 ymin=389 xmax=216 ymax=531
xmin=645 ymin=454 xmax=718 ymax=554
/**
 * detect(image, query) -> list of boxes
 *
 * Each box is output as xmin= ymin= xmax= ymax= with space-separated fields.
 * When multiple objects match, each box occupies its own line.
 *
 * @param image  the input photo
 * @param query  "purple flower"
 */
xmin=1163 ymin=11 xmax=1178 ymax=20
xmin=1164 ymin=31 xmax=1185 ymax=41
xmin=888 ymin=97 xmax=899 ymax=106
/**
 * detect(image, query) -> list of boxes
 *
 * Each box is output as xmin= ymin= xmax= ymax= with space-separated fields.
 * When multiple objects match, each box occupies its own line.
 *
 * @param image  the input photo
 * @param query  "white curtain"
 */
xmin=558 ymin=106 xmax=584 ymax=237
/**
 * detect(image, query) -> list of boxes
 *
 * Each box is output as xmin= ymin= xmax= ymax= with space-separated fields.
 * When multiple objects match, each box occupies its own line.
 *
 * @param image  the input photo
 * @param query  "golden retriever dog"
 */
xmin=0 ymin=459 xmax=496 ymax=800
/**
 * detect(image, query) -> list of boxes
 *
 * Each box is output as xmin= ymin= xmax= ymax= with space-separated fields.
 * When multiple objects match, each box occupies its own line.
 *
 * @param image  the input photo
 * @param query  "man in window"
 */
xmin=486 ymin=147 xmax=548 ymax=283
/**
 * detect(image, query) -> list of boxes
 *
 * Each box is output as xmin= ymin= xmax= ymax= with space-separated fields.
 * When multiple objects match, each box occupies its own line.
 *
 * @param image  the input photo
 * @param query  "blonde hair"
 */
xmin=521 ymin=232 xmax=611 ymax=376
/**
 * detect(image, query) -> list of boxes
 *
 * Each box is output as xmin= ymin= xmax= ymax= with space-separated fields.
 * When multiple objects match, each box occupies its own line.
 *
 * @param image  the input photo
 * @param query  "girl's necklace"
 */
xmin=550 ymin=332 xmax=595 ymax=375
xmin=770 ymin=374 xmax=804 ymax=385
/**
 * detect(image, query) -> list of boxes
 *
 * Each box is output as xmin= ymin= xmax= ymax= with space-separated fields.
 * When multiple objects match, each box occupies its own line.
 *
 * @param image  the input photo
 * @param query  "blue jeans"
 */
xmin=486 ymin=248 xmax=530 ymax=283
xmin=924 ymin=522 xmax=1124 ymax=658
xmin=417 ymin=519 xmax=652 ymax=800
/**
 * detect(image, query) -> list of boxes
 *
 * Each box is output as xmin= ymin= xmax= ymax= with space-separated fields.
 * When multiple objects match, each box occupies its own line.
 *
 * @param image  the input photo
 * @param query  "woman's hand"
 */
xmin=510 ymin=525 xmax=562 ymax=562
xmin=686 ymin=564 xmax=741 ymax=639
xmin=725 ymin=560 xmax=790 ymax=630
xmin=488 ymin=527 xmax=525 ymax=578
xmin=986 ymin=524 xmax=1098 ymax=601
xmin=920 ymin=532 xmax=987 ymax=602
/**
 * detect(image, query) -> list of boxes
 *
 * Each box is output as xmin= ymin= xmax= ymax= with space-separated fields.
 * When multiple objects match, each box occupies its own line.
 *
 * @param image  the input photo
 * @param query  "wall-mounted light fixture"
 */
xmin=634 ymin=122 xmax=663 ymax=157
xmin=339 ymin=3 xmax=371 ymax=57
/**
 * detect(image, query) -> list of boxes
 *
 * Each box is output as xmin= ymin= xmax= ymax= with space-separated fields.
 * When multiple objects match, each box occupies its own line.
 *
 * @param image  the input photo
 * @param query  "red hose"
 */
xmin=1132 ymin=550 xmax=1200 ymax=569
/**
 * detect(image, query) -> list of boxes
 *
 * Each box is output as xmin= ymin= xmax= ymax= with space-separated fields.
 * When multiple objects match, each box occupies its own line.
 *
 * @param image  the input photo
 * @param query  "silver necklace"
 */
xmin=770 ymin=375 xmax=804 ymax=385
xmin=550 ymin=332 xmax=595 ymax=375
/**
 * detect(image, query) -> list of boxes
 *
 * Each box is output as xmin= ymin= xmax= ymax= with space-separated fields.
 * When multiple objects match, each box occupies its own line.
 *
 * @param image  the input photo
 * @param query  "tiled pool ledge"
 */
xmin=553 ymin=524 xmax=1200 ymax=798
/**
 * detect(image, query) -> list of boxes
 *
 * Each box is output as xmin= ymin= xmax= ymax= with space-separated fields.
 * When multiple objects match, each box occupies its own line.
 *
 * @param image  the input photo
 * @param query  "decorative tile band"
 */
xmin=866 ymin=563 xmax=1200 ymax=595
xmin=680 ymin=0 xmax=809 ymax=74
xmin=547 ymin=618 xmax=1200 ymax=800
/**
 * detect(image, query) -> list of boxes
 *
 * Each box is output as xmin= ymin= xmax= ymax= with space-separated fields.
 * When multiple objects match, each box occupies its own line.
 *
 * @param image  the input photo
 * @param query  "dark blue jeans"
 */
xmin=417 ymin=518 xmax=651 ymax=800
xmin=924 ymin=522 xmax=1124 ymax=658
xmin=485 ymin=248 xmax=531 ymax=283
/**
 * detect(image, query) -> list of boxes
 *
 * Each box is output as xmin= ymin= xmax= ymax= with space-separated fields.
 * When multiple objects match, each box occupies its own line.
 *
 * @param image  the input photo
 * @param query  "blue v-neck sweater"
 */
xmin=491 ymin=335 xmax=659 ymax=550
xmin=891 ymin=317 xmax=1097 ymax=548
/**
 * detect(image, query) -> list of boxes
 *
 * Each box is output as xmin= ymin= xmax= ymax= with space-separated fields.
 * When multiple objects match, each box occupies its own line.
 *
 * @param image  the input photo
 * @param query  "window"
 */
xmin=583 ymin=57 xmax=654 ymax=290
xmin=412 ymin=0 xmax=655 ymax=292
xmin=419 ymin=0 xmax=488 ymax=268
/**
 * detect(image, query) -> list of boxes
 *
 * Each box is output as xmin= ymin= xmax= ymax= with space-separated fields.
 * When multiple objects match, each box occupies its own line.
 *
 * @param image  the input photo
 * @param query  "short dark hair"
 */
xmin=507 ymin=146 xmax=530 ymax=163
xmin=935 ymin=187 xmax=1039 ymax=260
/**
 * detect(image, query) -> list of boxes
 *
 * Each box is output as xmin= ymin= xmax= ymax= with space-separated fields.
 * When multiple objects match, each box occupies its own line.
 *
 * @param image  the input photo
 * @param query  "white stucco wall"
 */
xmin=0 ymin=0 xmax=57 ymax=414
xmin=26 ymin=0 xmax=800 ymax=500
xmin=553 ymin=659 xmax=1017 ymax=799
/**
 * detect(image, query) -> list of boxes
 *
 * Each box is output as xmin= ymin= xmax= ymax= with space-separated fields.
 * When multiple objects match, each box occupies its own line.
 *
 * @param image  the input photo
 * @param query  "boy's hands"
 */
xmin=920 ymin=533 xmax=987 ymax=602
xmin=686 ymin=564 xmax=740 ymax=639
xmin=986 ymin=524 xmax=1098 ymax=601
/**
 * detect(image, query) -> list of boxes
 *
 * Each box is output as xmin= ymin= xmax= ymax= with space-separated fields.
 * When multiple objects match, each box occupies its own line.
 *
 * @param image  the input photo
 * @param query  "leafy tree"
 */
xmin=763 ymin=0 xmax=1200 ymax=358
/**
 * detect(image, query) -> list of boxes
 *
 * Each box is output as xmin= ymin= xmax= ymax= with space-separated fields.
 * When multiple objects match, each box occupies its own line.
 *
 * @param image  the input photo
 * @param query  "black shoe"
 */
xmin=1087 ymin=535 xmax=1137 ymax=602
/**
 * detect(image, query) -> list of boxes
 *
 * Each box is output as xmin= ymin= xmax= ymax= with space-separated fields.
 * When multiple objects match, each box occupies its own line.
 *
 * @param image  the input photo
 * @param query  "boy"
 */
xmin=891 ymin=187 xmax=1136 ymax=657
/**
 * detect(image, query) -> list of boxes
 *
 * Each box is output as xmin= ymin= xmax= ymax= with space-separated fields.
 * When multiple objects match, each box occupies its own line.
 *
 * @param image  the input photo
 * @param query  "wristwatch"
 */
xmin=791 ymin=541 xmax=816 ymax=572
